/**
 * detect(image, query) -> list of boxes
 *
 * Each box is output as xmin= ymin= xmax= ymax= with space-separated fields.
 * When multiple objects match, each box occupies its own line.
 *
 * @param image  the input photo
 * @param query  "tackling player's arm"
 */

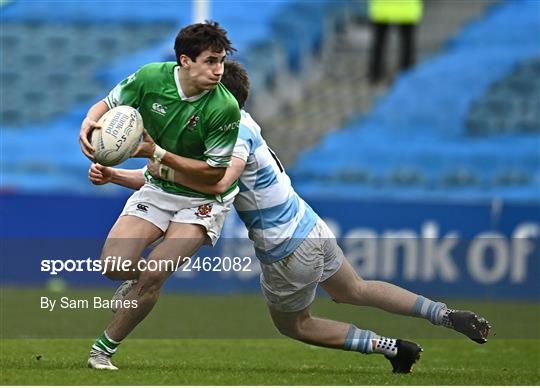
xmin=133 ymin=132 xmax=227 ymax=185
xmin=79 ymin=101 xmax=110 ymax=160
xmin=88 ymin=163 xmax=145 ymax=190
xmin=88 ymin=155 xmax=244 ymax=196
xmin=147 ymin=157 xmax=246 ymax=195
xmin=163 ymin=152 xmax=226 ymax=183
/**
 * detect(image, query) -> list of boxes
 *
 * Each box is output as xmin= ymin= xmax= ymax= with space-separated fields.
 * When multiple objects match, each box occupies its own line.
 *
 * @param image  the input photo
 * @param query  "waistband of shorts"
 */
xmin=216 ymin=185 xmax=239 ymax=203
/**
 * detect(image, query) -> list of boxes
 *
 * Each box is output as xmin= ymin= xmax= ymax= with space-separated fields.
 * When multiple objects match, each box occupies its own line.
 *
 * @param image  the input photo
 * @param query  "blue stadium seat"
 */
xmin=289 ymin=0 xmax=540 ymax=202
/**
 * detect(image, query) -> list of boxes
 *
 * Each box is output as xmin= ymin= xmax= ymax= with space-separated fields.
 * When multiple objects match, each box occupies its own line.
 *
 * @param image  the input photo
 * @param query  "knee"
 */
xmin=100 ymin=239 xmax=142 ymax=280
xmin=137 ymin=270 xmax=168 ymax=296
xmin=100 ymin=255 xmax=123 ymax=280
xmin=100 ymin=242 xmax=127 ymax=280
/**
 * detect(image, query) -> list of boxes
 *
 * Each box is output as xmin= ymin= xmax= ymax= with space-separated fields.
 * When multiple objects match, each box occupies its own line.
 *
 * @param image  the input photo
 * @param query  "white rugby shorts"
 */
xmin=121 ymin=183 xmax=233 ymax=246
xmin=259 ymin=217 xmax=345 ymax=312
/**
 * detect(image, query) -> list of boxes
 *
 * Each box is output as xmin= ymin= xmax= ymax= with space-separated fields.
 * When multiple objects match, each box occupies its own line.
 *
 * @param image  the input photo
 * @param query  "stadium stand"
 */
xmin=1 ymin=0 xmax=189 ymax=126
xmin=1 ymin=0 xmax=330 ymax=127
xmin=0 ymin=0 xmax=355 ymax=192
xmin=1 ymin=0 xmax=538 ymax=204
xmin=466 ymin=58 xmax=540 ymax=137
xmin=258 ymin=0 xmax=497 ymax=166
xmin=290 ymin=0 xmax=540 ymax=202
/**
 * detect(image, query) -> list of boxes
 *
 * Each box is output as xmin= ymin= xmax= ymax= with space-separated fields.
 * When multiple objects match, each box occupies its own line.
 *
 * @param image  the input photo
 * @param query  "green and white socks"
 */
xmin=92 ymin=331 xmax=121 ymax=357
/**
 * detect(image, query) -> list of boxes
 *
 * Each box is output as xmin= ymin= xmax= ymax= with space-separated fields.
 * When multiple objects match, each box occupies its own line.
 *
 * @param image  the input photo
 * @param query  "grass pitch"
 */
xmin=2 ymin=339 xmax=539 ymax=385
xmin=1 ymin=288 xmax=539 ymax=385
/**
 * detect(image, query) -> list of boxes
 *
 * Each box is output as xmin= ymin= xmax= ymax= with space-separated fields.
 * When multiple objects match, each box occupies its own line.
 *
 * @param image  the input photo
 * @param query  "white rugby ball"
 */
xmin=91 ymin=106 xmax=144 ymax=166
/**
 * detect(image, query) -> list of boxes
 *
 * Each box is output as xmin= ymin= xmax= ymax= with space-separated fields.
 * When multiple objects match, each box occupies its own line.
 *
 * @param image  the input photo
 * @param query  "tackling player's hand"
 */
xmin=88 ymin=163 xmax=113 ymax=185
xmin=147 ymin=160 xmax=161 ymax=178
xmin=132 ymin=129 xmax=156 ymax=158
xmin=79 ymin=117 xmax=101 ymax=160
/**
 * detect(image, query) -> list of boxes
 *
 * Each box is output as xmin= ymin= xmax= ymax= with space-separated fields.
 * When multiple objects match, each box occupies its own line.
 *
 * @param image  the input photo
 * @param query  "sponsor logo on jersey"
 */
xmin=136 ymin=203 xmax=149 ymax=212
xmin=217 ymin=120 xmax=240 ymax=132
xmin=151 ymin=103 xmax=167 ymax=116
xmin=194 ymin=203 xmax=213 ymax=218
xmin=187 ymin=115 xmax=200 ymax=131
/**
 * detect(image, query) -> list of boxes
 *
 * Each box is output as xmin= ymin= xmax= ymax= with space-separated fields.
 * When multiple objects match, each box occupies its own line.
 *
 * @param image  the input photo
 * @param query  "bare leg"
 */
xmin=268 ymin=303 xmax=424 ymax=373
xmin=106 ymin=222 xmax=206 ymax=341
xmin=100 ymin=215 xmax=163 ymax=280
xmin=321 ymin=259 xmax=491 ymax=343
xmin=321 ymin=259 xmax=418 ymax=315
xmin=268 ymin=305 xmax=350 ymax=349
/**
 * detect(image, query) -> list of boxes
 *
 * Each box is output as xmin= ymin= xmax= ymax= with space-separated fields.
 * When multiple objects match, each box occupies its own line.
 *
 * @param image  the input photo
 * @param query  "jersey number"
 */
xmin=268 ymin=147 xmax=284 ymax=173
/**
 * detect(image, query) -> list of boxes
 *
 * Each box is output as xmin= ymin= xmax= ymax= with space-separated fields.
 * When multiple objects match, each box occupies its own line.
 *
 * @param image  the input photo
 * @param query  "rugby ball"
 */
xmin=91 ymin=106 xmax=144 ymax=166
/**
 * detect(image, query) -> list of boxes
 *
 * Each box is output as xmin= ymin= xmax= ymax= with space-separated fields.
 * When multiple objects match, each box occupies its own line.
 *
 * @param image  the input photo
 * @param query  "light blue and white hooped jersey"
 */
xmin=233 ymin=110 xmax=318 ymax=264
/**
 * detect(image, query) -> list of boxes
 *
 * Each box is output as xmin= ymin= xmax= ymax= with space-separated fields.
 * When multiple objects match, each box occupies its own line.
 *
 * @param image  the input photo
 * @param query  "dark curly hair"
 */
xmin=174 ymin=21 xmax=236 ymax=63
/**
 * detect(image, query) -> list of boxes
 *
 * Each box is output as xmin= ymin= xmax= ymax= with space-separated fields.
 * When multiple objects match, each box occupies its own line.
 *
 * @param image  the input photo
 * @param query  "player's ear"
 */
xmin=179 ymin=55 xmax=191 ymax=69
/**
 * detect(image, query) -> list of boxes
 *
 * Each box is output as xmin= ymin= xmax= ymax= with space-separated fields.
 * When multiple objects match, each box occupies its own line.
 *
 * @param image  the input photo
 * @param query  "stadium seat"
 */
xmin=289 ymin=0 xmax=539 ymax=202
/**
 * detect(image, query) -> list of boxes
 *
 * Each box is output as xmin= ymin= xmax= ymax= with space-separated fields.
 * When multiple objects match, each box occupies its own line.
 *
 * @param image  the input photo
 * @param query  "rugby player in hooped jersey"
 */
xmin=89 ymin=61 xmax=490 ymax=373
xmin=79 ymin=22 xmax=241 ymax=370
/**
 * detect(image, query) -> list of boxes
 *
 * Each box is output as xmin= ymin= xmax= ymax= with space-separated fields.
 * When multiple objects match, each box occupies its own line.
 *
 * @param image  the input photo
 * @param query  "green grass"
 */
xmin=1 ymin=339 xmax=539 ymax=385
xmin=1 ymin=288 xmax=539 ymax=385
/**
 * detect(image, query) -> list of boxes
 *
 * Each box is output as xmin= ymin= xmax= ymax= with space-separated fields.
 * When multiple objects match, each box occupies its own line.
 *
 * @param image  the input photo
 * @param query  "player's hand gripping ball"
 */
xmin=91 ymin=106 xmax=143 ymax=166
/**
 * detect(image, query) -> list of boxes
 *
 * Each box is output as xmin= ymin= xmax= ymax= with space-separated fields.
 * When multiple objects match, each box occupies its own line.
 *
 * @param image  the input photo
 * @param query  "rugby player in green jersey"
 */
xmin=78 ymin=21 xmax=240 ymax=370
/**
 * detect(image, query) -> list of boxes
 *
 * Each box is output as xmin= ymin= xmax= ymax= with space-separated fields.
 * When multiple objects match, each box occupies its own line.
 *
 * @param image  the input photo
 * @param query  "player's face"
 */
xmin=186 ymin=49 xmax=226 ymax=91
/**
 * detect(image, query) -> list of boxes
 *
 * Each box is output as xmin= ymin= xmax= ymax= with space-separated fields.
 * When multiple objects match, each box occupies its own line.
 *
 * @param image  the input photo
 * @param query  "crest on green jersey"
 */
xmin=187 ymin=114 xmax=200 ymax=131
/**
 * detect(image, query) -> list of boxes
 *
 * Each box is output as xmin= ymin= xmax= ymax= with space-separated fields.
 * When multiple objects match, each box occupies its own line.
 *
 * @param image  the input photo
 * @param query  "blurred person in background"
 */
xmin=368 ymin=0 xmax=423 ymax=85
xmin=89 ymin=60 xmax=491 ymax=374
xmin=78 ymin=21 xmax=241 ymax=370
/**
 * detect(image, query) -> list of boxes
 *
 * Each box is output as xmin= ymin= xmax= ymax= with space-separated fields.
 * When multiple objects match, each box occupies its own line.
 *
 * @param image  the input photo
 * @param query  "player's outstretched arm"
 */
xmin=88 ymin=163 xmax=145 ymax=190
xmin=79 ymin=101 xmax=109 ymax=160
xmin=132 ymin=130 xmax=227 ymax=185
xmin=147 ymin=157 xmax=246 ymax=195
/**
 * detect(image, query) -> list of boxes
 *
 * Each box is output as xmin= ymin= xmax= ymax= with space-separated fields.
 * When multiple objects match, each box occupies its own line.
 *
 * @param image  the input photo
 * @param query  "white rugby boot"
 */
xmin=87 ymin=349 xmax=118 ymax=370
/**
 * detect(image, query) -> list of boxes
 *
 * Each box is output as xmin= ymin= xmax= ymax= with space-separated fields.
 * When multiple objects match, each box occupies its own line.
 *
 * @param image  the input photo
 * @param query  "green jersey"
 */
xmin=103 ymin=62 xmax=241 ymax=201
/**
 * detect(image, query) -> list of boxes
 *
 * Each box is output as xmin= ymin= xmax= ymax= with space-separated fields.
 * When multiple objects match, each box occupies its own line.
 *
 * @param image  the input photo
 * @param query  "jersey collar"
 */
xmin=174 ymin=66 xmax=209 ymax=102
